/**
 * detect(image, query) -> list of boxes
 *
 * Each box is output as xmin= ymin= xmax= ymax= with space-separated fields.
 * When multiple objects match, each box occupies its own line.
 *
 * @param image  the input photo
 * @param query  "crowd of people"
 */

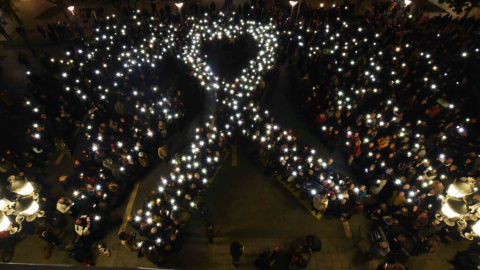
xmin=119 ymin=10 xmax=277 ymax=264
xmin=286 ymin=1 xmax=480 ymax=268
xmin=1 ymin=0 xmax=480 ymax=268
xmin=2 ymin=5 xmax=187 ymax=266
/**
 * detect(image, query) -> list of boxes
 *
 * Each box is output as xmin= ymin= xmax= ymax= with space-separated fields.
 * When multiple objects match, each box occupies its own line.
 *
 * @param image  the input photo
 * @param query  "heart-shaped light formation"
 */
xmin=181 ymin=15 xmax=277 ymax=94
xmin=11 ymin=6 xmax=477 ymax=251
xmin=129 ymin=14 xmax=364 ymax=253
xmin=130 ymin=14 xmax=280 ymax=246
xmin=45 ymin=12 xmax=358 ymax=251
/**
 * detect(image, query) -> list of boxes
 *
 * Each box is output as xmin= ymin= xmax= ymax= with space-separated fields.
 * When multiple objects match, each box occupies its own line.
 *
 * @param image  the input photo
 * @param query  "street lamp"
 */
xmin=67 ymin=6 xmax=75 ymax=16
xmin=0 ymin=212 xmax=11 ymax=232
xmin=437 ymin=177 xmax=480 ymax=239
xmin=175 ymin=3 xmax=184 ymax=24
xmin=1 ymin=176 xmax=42 ymax=234
xmin=15 ymin=196 xmax=40 ymax=216
xmin=473 ymin=220 xmax=480 ymax=235
xmin=441 ymin=197 xmax=467 ymax=218
xmin=289 ymin=1 xmax=298 ymax=22
xmin=446 ymin=178 xmax=474 ymax=198
xmin=7 ymin=176 xmax=35 ymax=196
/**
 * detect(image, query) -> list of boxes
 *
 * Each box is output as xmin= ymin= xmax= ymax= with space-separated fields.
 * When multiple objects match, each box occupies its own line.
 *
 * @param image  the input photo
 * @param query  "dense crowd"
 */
xmin=121 ymin=11 xmax=277 ymax=264
xmin=287 ymin=1 xmax=480 ymax=268
xmin=1 ymin=0 xmax=480 ymax=268
xmin=2 ymin=6 xmax=187 ymax=266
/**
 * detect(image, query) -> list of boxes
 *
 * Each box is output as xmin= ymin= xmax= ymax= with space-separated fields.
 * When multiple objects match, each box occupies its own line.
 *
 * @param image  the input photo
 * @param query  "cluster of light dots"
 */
xmin=301 ymin=16 xmax=479 ymax=204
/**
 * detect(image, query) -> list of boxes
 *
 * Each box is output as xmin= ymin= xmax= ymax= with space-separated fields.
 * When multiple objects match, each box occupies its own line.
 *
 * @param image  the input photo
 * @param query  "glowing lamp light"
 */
xmin=447 ymin=179 xmax=474 ymax=198
xmin=442 ymin=198 xmax=468 ymax=218
xmin=16 ymin=182 xmax=34 ymax=196
xmin=441 ymin=203 xmax=460 ymax=218
xmin=472 ymin=221 xmax=480 ymax=235
xmin=15 ymin=197 xmax=40 ymax=216
xmin=0 ymin=212 xmax=11 ymax=232
xmin=0 ymin=199 xmax=6 ymax=210
xmin=175 ymin=2 xmax=184 ymax=9
xmin=67 ymin=6 xmax=75 ymax=15
xmin=8 ymin=177 xmax=35 ymax=196
xmin=289 ymin=1 xmax=298 ymax=7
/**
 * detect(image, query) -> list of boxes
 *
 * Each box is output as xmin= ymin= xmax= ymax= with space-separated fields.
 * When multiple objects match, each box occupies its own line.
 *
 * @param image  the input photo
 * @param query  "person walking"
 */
xmin=230 ymin=241 xmax=244 ymax=267
xmin=205 ymin=220 xmax=215 ymax=244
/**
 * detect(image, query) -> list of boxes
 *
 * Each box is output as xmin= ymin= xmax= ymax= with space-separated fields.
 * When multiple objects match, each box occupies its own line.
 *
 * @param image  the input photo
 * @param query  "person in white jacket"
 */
xmin=56 ymin=197 xmax=74 ymax=214
xmin=74 ymin=215 xmax=91 ymax=236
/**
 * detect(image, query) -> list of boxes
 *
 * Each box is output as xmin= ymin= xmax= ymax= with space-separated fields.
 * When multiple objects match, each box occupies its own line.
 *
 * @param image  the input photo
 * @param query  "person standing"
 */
xmin=205 ymin=220 xmax=214 ymax=244
xmin=40 ymin=230 xmax=63 ymax=248
xmin=230 ymin=241 xmax=244 ymax=267
xmin=118 ymin=231 xmax=140 ymax=252
xmin=150 ymin=0 xmax=158 ymax=16
xmin=157 ymin=143 xmax=168 ymax=161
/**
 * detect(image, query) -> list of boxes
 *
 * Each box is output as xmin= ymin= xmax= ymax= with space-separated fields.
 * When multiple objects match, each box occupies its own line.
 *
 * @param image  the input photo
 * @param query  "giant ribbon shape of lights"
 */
xmin=51 ymin=8 xmax=479 ymax=259
xmin=128 ymin=13 xmax=359 ymax=252
xmin=52 ymin=10 xmax=364 ymax=253
xmin=129 ymin=14 xmax=282 ymax=247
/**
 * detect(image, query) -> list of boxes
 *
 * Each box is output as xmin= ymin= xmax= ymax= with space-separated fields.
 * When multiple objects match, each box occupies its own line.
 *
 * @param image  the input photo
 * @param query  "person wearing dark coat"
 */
xmin=230 ymin=241 xmax=244 ymax=267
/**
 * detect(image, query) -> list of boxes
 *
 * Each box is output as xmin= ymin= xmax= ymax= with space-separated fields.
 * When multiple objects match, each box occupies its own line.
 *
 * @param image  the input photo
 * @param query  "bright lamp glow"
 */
xmin=447 ymin=184 xmax=465 ymax=198
xmin=442 ymin=203 xmax=460 ymax=218
xmin=10 ymin=178 xmax=35 ymax=196
xmin=447 ymin=180 xmax=474 ymax=198
xmin=175 ymin=2 xmax=184 ymax=8
xmin=20 ymin=201 xmax=40 ymax=215
xmin=67 ymin=6 xmax=75 ymax=15
xmin=0 ymin=212 xmax=10 ymax=232
xmin=0 ymin=199 xmax=6 ymax=210
xmin=472 ymin=220 xmax=480 ymax=235
xmin=16 ymin=182 xmax=34 ymax=196
xmin=289 ymin=1 xmax=298 ymax=7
